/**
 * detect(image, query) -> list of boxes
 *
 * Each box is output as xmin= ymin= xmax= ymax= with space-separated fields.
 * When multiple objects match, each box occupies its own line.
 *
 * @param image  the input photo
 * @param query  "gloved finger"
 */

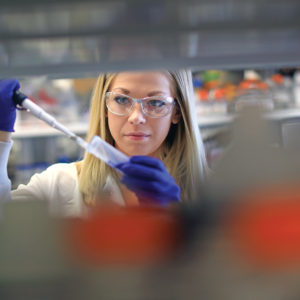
xmin=121 ymin=176 xmax=180 ymax=202
xmin=121 ymin=176 xmax=168 ymax=193
xmin=118 ymin=163 xmax=167 ymax=181
xmin=135 ymin=191 xmax=172 ymax=206
xmin=134 ymin=189 xmax=180 ymax=205
xmin=0 ymin=79 xmax=20 ymax=102
xmin=115 ymin=157 xmax=167 ymax=174
xmin=130 ymin=156 xmax=167 ymax=172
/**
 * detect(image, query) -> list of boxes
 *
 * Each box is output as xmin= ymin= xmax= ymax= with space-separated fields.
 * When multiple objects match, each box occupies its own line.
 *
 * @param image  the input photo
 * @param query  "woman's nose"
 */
xmin=128 ymin=103 xmax=146 ymax=124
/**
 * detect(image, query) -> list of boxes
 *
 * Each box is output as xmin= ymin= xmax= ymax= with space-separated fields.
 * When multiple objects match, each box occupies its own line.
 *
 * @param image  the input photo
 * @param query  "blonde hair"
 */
xmin=78 ymin=70 xmax=209 ymax=205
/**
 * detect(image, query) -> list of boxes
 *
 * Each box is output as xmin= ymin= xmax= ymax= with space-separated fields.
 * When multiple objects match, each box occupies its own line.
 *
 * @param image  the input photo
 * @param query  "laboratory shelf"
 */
xmin=13 ymin=121 xmax=88 ymax=138
xmin=12 ymin=117 xmax=232 ymax=139
xmin=13 ymin=120 xmax=221 ymax=139
xmin=197 ymin=114 xmax=233 ymax=129
xmin=199 ymin=108 xmax=300 ymax=128
xmin=265 ymin=108 xmax=300 ymax=122
xmin=1 ymin=0 xmax=300 ymax=78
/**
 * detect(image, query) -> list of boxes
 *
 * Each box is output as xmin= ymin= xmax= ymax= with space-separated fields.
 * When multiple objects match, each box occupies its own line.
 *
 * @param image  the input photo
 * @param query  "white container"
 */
xmin=293 ymin=71 xmax=300 ymax=108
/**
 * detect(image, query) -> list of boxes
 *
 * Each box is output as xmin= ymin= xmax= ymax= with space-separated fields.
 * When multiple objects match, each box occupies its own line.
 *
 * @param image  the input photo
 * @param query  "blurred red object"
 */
xmin=225 ymin=184 xmax=300 ymax=269
xmin=65 ymin=206 xmax=182 ymax=266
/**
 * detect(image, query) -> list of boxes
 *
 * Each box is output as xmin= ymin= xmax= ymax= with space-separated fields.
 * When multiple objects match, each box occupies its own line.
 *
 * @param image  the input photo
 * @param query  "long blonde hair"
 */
xmin=78 ymin=70 xmax=209 ymax=205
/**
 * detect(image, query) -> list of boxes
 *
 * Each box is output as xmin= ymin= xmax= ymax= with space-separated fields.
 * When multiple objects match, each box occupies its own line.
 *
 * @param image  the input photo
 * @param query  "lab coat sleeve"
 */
xmin=11 ymin=167 xmax=49 ymax=202
xmin=0 ymin=141 xmax=13 ymax=203
xmin=0 ymin=140 xmax=83 ymax=215
xmin=0 ymin=141 xmax=46 ymax=203
xmin=11 ymin=163 xmax=83 ymax=216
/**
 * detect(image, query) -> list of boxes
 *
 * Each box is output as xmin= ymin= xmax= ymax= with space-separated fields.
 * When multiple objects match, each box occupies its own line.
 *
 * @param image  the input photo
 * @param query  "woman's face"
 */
xmin=107 ymin=71 xmax=181 ymax=157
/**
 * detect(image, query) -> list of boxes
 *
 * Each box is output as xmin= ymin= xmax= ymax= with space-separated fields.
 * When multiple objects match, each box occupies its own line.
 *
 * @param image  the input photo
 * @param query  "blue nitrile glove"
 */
xmin=116 ymin=156 xmax=180 ymax=206
xmin=0 ymin=79 xmax=20 ymax=132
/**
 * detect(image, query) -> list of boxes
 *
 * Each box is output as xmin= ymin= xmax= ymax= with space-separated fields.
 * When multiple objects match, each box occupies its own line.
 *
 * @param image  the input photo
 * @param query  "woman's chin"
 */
xmin=116 ymin=142 xmax=160 ymax=157
xmin=120 ymin=147 xmax=154 ymax=157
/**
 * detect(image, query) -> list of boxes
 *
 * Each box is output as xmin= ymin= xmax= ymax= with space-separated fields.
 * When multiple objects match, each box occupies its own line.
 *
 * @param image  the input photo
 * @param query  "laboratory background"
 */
xmin=8 ymin=68 xmax=300 ymax=188
xmin=1 ymin=0 xmax=300 ymax=299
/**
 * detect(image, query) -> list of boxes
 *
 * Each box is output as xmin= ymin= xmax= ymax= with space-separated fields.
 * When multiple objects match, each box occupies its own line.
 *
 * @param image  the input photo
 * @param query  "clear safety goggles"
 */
xmin=105 ymin=92 xmax=175 ymax=118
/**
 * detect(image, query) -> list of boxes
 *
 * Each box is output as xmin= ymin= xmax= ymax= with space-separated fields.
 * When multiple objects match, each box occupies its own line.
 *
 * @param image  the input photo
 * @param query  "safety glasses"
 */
xmin=105 ymin=92 xmax=175 ymax=118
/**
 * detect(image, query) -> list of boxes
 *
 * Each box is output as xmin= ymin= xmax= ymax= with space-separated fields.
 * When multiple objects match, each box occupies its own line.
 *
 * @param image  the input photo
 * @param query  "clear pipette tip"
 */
xmin=75 ymin=135 xmax=129 ymax=172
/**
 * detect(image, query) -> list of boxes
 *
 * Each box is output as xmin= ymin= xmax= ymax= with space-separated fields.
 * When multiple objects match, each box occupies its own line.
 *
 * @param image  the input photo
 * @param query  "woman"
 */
xmin=0 ymin=70 xmax=208 ymax=216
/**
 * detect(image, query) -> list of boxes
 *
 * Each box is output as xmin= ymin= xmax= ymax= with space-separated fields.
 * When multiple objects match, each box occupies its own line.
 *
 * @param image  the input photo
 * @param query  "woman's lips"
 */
xmin=124 ymin=132 xmax=150 ymax=141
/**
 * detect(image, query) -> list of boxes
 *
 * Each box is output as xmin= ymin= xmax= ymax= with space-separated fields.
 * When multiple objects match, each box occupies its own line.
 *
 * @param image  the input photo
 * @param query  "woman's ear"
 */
xmin=171 ymin=104 xmax=181 ymax=124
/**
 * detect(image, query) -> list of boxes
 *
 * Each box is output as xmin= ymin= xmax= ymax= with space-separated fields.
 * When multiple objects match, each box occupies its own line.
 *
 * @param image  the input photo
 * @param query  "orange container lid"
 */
xmin=213 ymin=88 xmax=225 ymax=100
xmin=198 ymin=88 xmax=209 ymax=101
xmin=224 ymin=184 xmax=300 ymax=270
xmin=64 ymin=206 xmax=183 ymax=266
xmin=204 ymin=80 xmax=219 ymax=90
xmin=271 ymin=74 xmax=284 ymax=84
xmin=238 ymin=79 xmax=268 ymax=91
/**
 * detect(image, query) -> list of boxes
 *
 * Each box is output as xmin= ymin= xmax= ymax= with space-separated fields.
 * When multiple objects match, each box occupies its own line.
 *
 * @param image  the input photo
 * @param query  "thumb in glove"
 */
xmin=0 ymin=79 xmax=20 ymax=132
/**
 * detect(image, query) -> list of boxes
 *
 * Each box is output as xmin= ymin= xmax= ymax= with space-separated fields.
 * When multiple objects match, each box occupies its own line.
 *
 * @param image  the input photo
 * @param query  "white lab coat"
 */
xmin=0 ymin=141 xmax=125 ymax=217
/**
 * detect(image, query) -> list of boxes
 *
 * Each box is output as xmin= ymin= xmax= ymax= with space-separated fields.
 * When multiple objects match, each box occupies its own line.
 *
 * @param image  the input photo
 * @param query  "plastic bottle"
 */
xmin=198 ymin=88 xmax=212 ymax=115
xmin=293 ymin=70 xmax=300 ymax=108
xmin=53 ymin=79 xmax=79 ymax=123
xmin=203 ymin=70 xmax=223 ymax=90
xmin=223 ymin=83 xmax=237 ymax=114
xmin=193 ymin=77 xmax=212 ymax=116
xmin=203 ymin=70 xmax=223 ymax=115
xmin=267 ymin=73 xmax=293 ymax=109
xmin=212 ymin=87 xmax=227 ymax=114
xmin=235 ymin=79 xmax=274 ymax=112
xmin=193 ymin=77 xmax=203 ymax=102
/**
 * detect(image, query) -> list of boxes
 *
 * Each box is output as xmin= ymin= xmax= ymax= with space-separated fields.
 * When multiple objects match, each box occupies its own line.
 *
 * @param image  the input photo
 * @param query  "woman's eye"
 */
xmin=148 ymin=100 xmax=166 ymax=107
xmin=114 ymin=96 xmax=130 ymax=105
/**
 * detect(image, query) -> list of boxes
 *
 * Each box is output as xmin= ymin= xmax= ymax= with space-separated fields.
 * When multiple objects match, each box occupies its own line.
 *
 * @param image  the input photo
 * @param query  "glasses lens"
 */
xmin=143 ymin=97 xmax=173 ymax=117
xmin=106 ymin=92 xmax=174 ymax=118
xmin=106 ymin=93 xmax=132 ymax=115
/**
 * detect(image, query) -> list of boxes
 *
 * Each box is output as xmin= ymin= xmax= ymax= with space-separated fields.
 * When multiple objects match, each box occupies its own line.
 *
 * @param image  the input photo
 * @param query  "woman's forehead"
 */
xmin=110 ymin=71 xmax=172 ymax=88
xmin=110 ymin=71 xmax=176 ymax=95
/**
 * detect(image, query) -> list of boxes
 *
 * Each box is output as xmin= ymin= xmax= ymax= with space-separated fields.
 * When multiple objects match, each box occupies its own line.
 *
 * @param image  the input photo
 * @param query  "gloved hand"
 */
xmin=0 ymin=79 xmax=20 ymax=132
xmin=116 ymin=156 xmax=181 ymax=206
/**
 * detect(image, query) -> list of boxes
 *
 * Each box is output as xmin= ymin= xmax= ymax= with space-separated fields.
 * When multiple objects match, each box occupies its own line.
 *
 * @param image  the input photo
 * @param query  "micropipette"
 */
xmin=13 ymin=90 xmax=129 ymax=169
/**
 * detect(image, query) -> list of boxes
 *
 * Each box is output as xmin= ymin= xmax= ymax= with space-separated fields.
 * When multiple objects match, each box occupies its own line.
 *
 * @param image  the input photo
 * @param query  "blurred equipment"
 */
xmin=1 ymin=0 xmax=300 ymax=78
xmin=2 ymin=105 xmax=300 ymax=299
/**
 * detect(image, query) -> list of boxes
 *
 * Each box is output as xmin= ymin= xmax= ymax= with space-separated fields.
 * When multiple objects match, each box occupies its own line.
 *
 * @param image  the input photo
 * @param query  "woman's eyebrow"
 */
xmin=112 ymin=87 xmax=130 ymax=94
xmin=112 ymin=88 xmax=168 ymax=97
xmin=147 ymin=91 xmax=167 ymax=97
